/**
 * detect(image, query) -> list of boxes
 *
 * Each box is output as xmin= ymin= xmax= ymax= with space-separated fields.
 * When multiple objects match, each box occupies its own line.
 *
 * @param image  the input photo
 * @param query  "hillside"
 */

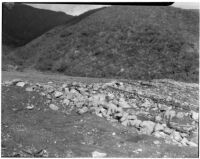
xmin=9 ymin=5 xmax=199 ymax=83
xmin=2 ymin=3 xmax=73 ymax=47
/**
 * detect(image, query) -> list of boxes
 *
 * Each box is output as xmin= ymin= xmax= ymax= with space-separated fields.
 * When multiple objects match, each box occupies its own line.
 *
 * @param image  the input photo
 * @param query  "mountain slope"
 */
xmin=10 ymin=5 xmax=199 ymax=82
xmin=2 ymin=3 xmax=73 ymax=47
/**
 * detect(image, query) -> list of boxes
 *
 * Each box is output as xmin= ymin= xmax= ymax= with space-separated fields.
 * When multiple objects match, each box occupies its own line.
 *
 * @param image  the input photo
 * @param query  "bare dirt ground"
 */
xmin=1 ymin=71 xmax=199 ymax=157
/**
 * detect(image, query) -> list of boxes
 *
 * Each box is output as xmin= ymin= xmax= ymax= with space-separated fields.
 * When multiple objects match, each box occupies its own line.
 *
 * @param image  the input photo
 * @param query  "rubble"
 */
xmin=2 ymin=78 xmax=199 ymax=147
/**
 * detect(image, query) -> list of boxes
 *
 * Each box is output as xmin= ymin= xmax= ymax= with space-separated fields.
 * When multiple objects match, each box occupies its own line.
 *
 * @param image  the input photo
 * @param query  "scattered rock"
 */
xmin=49 ymin=104 xmax=59 ymax=111
xmin=92 ymin=151 xmax=107 ymax=158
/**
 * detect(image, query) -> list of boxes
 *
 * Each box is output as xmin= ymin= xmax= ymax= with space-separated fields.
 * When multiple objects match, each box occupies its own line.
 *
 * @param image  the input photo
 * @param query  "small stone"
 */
xmin=154 ymin=123 xmax=165 ymax=132
xmin=153 ymin=131 xmax=167 ymax=138
xmin=112 ymin=132 xmax=116 ymax=136
xmin=163 ymin=127 xmax=173 ymax=135
xmin=11 ymin=79 xmax=23 ymax=85
xmin=25 ymin=87 xmax=34 ymax=92
xmin=128 ymin=115 xmax=137 ymax=120
xmin=118 ymin=98 xmax=131 ymax=108
xmin=48 ymin=81 xmax=53 ymax=84
xmin=164 ymin=109 xmax=176 ymax=120
xmin=54 ymin=91 xmax=63 ymax=98
xmin=191 ymin=111 xmax=198 ymax=121
xmin=158 ymin=104 xmax=169 ymax=111
xmin=176 ymin=112 xmax=184 ymax=119
xmin=63 ymin=99 xmax=70 ymax=105
xmin=77 ymin=107 xmax=88 ymax=114
xmin=140 ymin=121 xmax=156 ymax=135
xmin=137 ymin=148 xmax=142 ymax=152
xmin=170 ymin=131 xmax=182 ymax=142
xmin=92 ymin=151 xmax=107 ymax=158
xmin=187 ymin=141 xmax=198 ymax=147
xmin=16 ymin=82 xmax=26 ymax=87
xmin=49 ymin=104 xmax=59 ymax=111
xmin=155 ymin=115 xmax=162 ymax=122
xmin=141 ymin=99 xmax=152 ymax=108
xmin=129 ymin=119 xmax=142 ymax=128
xmin=180 ymin=137 xmax=189 ymax=146
xmin=26 ymin=104 xmax=34 ymax=110
xmin=121 ymin=119 xmax=130 ymax=126
xmin=153 ymin=140 xmax=160 ymax=145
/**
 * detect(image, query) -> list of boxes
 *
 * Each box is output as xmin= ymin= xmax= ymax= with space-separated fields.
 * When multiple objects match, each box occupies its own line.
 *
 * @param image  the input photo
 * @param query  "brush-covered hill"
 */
xmin=9 ymin=5 xmax=199 ymax=83
xmin=2 ymin=3 xmax=73 ymax=47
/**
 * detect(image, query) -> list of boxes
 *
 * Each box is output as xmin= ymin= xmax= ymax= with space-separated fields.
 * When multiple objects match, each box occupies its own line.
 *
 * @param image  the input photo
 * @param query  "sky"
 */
xmin=26 ymin=2 xmax=199 ymax=16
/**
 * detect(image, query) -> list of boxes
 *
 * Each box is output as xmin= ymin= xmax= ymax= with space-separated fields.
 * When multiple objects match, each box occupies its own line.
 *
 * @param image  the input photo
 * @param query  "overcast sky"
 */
xmin=26 ymin=2 xmax=199 ymax=16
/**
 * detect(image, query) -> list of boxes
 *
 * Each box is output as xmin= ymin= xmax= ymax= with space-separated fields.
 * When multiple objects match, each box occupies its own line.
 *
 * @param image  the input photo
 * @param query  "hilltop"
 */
xmin=7 ymin=5 xmax=199 ymax=83
xmin=2 ymin=3 xmax=73 ymax=47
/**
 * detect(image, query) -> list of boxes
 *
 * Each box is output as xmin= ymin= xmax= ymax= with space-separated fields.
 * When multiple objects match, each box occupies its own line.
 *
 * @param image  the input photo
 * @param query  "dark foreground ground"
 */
xmin=1 ymin=71 xmax=199 ymax=157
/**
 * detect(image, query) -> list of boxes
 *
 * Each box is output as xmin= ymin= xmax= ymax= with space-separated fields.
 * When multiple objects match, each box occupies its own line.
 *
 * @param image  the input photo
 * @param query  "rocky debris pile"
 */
xmin=2 ymin=79 xmax=199 ymax=147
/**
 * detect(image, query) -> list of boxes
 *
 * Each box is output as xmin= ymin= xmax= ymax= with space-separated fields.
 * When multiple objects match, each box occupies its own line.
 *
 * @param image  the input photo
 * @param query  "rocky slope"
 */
xmin=11 ymin=5 xmax=199 ymax=83
xmin=2 ymin=75 xmax=199 ymax=157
